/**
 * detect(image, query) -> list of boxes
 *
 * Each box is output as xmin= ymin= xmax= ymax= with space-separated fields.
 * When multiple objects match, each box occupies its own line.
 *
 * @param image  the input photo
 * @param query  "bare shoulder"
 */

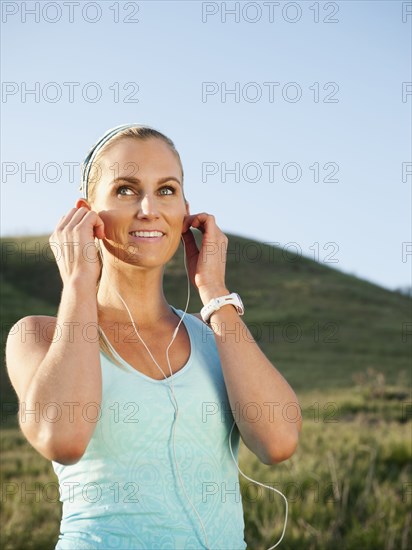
xmin=8 ymin=315 xmax=58 ymax=335
xmin=5 ymin=315 xmax=58 ymax=404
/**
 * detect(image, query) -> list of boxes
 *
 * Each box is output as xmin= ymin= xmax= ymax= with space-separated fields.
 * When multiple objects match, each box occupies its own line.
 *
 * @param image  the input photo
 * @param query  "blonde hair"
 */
xmin=81 ymin=125 xmax=186 ymax=369
xmin=83 ymin=126 xmax=186 ymax=203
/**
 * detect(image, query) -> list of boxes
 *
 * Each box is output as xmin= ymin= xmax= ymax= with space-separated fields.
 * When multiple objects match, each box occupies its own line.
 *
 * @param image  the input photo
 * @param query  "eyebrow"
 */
xmin=110 ymin=176 xmax=181 ymax=186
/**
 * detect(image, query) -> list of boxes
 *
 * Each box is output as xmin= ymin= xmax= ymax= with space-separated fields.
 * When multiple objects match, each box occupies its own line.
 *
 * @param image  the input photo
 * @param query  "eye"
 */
xmin=115 ymin=184 xmax=176 ymax=197
xmin=117 ymin=185 xmax=134 ymax=196
xmin=159 ymin=185 xmax=176 ymax=195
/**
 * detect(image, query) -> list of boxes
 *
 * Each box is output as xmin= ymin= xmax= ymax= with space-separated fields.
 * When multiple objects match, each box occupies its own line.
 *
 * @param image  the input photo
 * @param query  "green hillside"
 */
xmin=1 ymin=232 xmax=410 ymax=405
xmin=0 ymin=233 xmax=411 ymax=550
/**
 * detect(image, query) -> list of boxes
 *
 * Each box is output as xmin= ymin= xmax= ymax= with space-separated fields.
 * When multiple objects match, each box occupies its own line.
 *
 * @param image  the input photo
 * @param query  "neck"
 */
xmin=96 ymin=257 xmax=174 ymax=331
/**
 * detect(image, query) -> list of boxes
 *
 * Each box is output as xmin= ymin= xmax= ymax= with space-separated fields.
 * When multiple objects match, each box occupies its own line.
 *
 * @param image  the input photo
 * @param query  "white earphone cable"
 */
xmin=96 ymin=237 xmax=211 ymax=550
xmin=95 ymin=236 xmax=288 ymax=549
xmin=228 ymin=422 xmax=288 ymax=548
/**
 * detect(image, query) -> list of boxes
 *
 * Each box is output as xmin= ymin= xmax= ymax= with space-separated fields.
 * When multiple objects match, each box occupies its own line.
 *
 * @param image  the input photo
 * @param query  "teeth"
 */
xmin=130 ymin=231 xmax=163 ymax=237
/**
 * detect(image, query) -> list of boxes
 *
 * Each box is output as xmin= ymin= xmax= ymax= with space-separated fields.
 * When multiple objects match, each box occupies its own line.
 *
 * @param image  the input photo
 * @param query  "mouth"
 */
xmin=128 ymin=230 xmax=165 ymax=243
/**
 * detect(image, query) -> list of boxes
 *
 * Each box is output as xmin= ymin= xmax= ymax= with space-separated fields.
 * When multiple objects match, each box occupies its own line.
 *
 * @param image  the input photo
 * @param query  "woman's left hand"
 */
xmin=181 ymin=213 xmax=229 ymax=299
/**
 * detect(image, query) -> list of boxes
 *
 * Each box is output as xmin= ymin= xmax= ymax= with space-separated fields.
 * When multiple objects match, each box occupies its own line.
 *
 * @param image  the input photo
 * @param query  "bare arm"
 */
xmin=182 ymin=213 xmax=302 ymax=466
xmin=5 ymin=206 xmax=106 ymax=465
xmin=195 ymin=287 xmax=301 ymax=465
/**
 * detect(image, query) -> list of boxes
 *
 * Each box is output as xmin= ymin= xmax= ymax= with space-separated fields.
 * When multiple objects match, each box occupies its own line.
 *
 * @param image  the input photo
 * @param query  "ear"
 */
xmin=75 ymin=198 xmax=91 ymax=210
xmin=185 ymin=201 xmax=190 ymax=216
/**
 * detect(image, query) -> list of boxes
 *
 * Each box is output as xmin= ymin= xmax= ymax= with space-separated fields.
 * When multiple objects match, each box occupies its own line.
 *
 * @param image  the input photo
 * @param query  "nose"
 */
xmin=136 ymin=193 xmax=160 ymax=219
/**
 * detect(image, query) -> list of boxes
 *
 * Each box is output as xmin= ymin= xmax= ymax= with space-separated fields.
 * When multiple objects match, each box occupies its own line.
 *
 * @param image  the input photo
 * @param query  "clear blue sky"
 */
xmin=1 ymin=0 xmax=411 ymax=292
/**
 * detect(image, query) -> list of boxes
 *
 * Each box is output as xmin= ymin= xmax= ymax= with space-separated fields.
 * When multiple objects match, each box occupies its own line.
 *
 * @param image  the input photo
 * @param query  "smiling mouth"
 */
xmin=129 ymin=231 xmax=165 ymax=238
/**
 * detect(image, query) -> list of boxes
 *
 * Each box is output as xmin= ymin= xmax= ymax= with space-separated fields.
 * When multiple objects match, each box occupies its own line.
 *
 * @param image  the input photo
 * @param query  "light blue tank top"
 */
xmin=52 ymin=306 xmax=247 ymax=549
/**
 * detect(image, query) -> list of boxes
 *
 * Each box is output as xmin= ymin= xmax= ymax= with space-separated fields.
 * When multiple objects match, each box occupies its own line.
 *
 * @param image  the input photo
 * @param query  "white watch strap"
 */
xmin=200 ymin=293 xmax=244 ymax=324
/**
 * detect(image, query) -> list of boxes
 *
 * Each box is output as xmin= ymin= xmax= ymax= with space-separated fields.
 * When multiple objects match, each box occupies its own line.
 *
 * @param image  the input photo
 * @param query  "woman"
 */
xmin=6 ymin=124 xmax=302 ymax=549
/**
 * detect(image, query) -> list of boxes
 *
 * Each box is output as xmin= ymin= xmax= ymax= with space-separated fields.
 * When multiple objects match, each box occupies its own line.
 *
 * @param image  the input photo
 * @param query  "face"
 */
xmin=77 ymin=137 xmax=190 ymax=268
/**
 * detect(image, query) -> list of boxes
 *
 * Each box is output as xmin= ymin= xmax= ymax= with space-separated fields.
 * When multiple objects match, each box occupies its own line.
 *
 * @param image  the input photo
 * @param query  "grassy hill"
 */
xmin=1 ymin=232 xmax=410 ymax=405
xmin=1 ymin=233 xmax=411 ymax=549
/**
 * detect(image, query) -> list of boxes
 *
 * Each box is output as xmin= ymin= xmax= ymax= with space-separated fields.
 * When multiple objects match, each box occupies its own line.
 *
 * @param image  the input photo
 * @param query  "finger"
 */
xmin=195 ymin=213 xmax=216 ymax=235
xmin=77 ymin=210 xmax=106 ymax=240
xmin=181 ymin=228 xmax=199 ymax=259
xmin=182 ymin=214 xmax=197 ymax=234
xmin=93 ymin=216 xmax=106 ymax=240
xmin=183 ymin=213 xmax=214 ymax=234
xmin=56 ymin=208 xmax=78 ymax=230
xmin=65 ymin=207 xmax=91 ymax=230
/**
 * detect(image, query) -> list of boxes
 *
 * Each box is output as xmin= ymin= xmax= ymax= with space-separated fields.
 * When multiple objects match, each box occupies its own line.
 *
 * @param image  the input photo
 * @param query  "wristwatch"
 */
xmin=200 ymin=292 xmax=244 ymax=325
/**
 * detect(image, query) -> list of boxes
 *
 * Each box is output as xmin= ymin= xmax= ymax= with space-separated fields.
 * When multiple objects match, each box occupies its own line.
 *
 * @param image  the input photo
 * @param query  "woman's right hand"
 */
xmin=49 ymin=206 xmax=106 ymax=287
